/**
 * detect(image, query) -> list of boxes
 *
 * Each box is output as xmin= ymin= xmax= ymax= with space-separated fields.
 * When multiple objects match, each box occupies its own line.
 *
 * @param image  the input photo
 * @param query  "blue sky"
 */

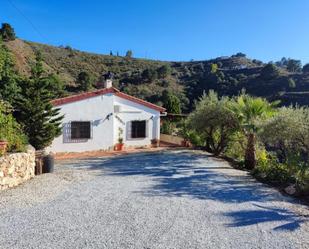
xmin=1 ymin=0 xmax=309 ymax=63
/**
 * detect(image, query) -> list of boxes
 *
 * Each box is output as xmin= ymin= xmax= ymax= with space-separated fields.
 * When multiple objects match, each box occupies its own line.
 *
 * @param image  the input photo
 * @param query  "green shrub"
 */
xmin=161 ymin=120 xmax=175 ymax=135
xmin=253 ymin=156 xmax=292 ymax=184
xmin=0 ymin=101 xmax=27 ymax=153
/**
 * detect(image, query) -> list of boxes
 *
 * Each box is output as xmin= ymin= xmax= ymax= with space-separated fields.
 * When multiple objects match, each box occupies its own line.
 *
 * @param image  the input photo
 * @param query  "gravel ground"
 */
xmin=0 ymin=150 xmax=309 ymax=249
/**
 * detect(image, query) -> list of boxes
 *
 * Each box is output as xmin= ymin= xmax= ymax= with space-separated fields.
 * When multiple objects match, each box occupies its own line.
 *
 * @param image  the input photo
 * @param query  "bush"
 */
xmin=141 ymin=68 xmax=158 ymax=82
xmin=253 ymin=157 xmax=292 ymax=184
xmin=157 ymin=65 xmax=172 ymax=78
xmin=0 ymin=101 xmax=27 ymax=153
xmin=260 ymin=106 xmax=309 ymax=163
xmin=160 ymin=120 xmax=176 ymax=135
xmin=260 ymin=63 xmax=280 ymax=80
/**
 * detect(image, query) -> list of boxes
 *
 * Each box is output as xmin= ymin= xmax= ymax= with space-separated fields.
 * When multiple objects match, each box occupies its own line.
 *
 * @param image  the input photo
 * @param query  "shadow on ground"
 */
xmin=61 ymin=150 xmax=308 ymax=231
xmin=64 ymin=150 xmax=274 ymax=203
xmin=224 ymin=204 xmax=308 ymax=231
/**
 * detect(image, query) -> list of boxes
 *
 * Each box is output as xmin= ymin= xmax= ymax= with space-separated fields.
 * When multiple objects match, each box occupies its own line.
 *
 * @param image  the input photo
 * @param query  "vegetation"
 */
xmin=14 ymin=54 xmax=63 ymax=150
xmin=187 ymin=91 xmax=238 ymax=155
xmin=260 ymin=63 xmax=280 ymax=80
xmin=229 ymin=94 xmax=277 ymax=169
xmin=125 ymin=50 xmax=133 ymax=58
xmin=0 ymin=23 xmax=16 ymax=41
xmin=0 ymin=100 xmax=27 ymax=153
xmin=76 ymin=71 xmax=93 ymax=91
xmin=162 ymin=90 xmax=181 ymax=114
xmin=2 ymin=21 xmax=309 ymax=111
xmin=180 ymin=91 xmax=309 ymax=194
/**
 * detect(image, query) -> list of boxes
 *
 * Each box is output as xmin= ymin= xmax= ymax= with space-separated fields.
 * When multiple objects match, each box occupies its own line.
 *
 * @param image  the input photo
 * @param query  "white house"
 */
xmin=48 ymin=80 xmax=166 ymax=153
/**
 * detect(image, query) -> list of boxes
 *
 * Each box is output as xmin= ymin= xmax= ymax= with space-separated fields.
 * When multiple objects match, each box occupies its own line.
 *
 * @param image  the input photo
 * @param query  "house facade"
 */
xmin=48 ymin=81 xmax=165 ymax=153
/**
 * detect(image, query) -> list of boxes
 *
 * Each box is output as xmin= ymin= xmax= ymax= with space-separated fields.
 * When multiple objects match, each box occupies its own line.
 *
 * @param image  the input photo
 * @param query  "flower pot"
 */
xmin=0 ymin=140 xmax=8 ymax=155
xmin=114 ymin=143 xmax=124 ymax=151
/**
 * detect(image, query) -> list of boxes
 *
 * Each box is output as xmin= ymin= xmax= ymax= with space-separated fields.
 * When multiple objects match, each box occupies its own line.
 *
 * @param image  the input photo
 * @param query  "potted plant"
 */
xmin=115 ymin=128 xmax=124 ymax=151
xmin=0 ymin=138 xmax=8 ymax=155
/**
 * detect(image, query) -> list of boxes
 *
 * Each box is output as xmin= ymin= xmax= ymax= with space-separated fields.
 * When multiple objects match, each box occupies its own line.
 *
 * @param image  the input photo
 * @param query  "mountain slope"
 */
xmin=5 ymin=39 xmax=309 ymax=111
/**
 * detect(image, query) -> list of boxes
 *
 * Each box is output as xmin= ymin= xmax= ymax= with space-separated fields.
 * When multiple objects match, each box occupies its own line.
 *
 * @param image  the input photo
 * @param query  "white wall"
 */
xmin=48 ymin=93 xmax=114 ymax=153
xmin=113 ymin=95 xmax=160 ymax=147
xmin=48 ymin=93 xmax=161 ymax=153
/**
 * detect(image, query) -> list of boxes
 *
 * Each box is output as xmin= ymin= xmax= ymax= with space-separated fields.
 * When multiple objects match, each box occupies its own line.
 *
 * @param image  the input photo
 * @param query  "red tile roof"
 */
xmin=51 ymin=87 xmax=166 ymax=112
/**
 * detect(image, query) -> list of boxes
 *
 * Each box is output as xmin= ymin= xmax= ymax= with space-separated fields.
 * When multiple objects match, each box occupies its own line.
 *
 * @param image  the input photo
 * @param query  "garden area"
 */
xmin=163 ymin=91 xmax=309 ymax=197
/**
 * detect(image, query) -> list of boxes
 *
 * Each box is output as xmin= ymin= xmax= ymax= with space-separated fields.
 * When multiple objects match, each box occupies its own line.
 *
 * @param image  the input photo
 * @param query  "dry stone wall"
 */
xmin=0 ymin=146 xmax=35 ymax=190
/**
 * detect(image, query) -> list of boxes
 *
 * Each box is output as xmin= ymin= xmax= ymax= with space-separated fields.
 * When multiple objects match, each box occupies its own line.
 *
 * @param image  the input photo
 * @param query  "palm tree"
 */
xmin=230 ymin=94 xmax=277 ymax=169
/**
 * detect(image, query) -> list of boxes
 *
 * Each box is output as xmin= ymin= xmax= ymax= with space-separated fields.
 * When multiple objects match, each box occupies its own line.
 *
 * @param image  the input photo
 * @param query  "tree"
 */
xmin=230 ymin=94 xmax=278 ymax=169
xmin=157 ymin=65 xmax=172 ymax=78
xmin=303 ymin=63 xmax=309 ymax=73
xmin=0 ymin=39 xmax=21 ymax=104
xmin=187 ymin=91 xmax=239 ymax=155
xmin=162 ymin=90 xmax=181 ymax=114
xmin=14 ymin=55 xmax=63 ymax=150
xmin=260 ymin=63 xmax=280 ymax=80
xmin=286 ymin=59 xmax=302 ymax=72
xmin=0 ymin=23 xmax=16 ymax=41
xmin=141 ymin=68 xmax=158 ymax=82
xmin=76 ymin=71 xmax=93 ymax=91
xmin=275 ymin=57 xmax=288 ymax=68
xmin=126 ymin=50 xmax=133 ymax=58
xmin=260 ymin=107 xmax=309 ymax=164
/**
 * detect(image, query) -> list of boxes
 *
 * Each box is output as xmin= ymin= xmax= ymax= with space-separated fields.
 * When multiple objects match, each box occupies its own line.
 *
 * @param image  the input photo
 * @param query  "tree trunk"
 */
xmin=245 ymin=133 xmax=256 ymax=170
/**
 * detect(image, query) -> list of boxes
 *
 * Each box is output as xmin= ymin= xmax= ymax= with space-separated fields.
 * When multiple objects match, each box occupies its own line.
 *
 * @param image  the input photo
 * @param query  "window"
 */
xmin=71 ymin=121 xmax=91 ymax=139
xmin=131 ymin=120 xmax=146 ymax=138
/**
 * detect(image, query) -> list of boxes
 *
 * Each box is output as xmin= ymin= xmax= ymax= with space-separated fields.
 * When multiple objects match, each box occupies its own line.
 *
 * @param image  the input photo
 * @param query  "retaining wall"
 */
xmin=160 ymin=134 xmax=184 ymax=146
xmin=0 ymin=146 xmax=35 ymax=190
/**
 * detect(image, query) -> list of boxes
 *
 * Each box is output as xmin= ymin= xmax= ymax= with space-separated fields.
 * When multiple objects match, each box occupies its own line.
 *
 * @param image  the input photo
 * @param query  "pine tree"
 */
xmin=15 ymin=54 xmax=63 ymax=150
xmin=0 ymin=23 xmax=16 ymax=41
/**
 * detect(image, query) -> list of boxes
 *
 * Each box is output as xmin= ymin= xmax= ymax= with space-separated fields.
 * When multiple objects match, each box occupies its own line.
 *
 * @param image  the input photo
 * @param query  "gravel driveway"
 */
xmin=0 ymin=150 xmax=309 ymax=249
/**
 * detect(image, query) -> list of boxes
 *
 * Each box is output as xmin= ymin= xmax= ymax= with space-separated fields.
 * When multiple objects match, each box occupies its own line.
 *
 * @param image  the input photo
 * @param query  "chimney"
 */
xmin=104 ymin=79 xmax=113 ymax=88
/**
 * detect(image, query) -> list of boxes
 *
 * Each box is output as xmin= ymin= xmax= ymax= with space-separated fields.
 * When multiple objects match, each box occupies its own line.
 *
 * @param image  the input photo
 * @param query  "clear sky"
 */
xmin=1 ymin=0 xmax=309 ymax=63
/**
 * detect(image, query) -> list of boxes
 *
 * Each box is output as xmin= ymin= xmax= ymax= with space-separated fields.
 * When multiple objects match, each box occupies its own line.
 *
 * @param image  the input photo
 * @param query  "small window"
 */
xmin=71 ymin=121 xmax=91 ymax=139
xmin=131 ymin=120 xmax=146 ymax=138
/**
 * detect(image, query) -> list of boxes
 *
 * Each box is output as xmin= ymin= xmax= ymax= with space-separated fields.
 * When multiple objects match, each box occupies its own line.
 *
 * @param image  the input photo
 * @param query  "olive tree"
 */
xmin=260 ymin=106 xmax=309 ymax=163
xmin=187 ymin=91 xmax=239 ymax=155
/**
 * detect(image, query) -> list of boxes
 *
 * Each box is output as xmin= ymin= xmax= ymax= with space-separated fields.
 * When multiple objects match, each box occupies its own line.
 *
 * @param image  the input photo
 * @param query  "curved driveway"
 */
xmin=0 ymin=150 xmax=308 ymax=248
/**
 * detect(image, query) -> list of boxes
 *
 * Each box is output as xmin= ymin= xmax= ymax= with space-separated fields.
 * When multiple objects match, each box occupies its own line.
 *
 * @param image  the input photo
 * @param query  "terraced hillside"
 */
xmin=5 ymin=39 xmax=309 ymax=111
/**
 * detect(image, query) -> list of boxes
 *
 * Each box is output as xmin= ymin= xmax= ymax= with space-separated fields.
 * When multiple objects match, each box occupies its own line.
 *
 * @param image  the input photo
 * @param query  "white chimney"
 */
xmin=104 ymin=79 xmax=113 ymax=88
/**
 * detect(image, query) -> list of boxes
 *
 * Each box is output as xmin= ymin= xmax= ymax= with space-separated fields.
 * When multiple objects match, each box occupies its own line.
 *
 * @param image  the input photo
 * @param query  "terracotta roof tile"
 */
xmin=51 ymin=87 xmax=165 ymax=112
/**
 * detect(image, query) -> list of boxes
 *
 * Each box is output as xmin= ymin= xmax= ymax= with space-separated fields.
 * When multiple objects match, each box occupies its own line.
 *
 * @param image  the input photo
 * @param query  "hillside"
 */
xmin=5 ymin=39 xmax=309 ymax=111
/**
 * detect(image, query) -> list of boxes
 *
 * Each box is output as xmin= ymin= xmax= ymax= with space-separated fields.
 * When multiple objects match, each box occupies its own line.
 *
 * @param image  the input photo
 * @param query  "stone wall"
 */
xmin=0 ymin=146 xmax=35 ymax=190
